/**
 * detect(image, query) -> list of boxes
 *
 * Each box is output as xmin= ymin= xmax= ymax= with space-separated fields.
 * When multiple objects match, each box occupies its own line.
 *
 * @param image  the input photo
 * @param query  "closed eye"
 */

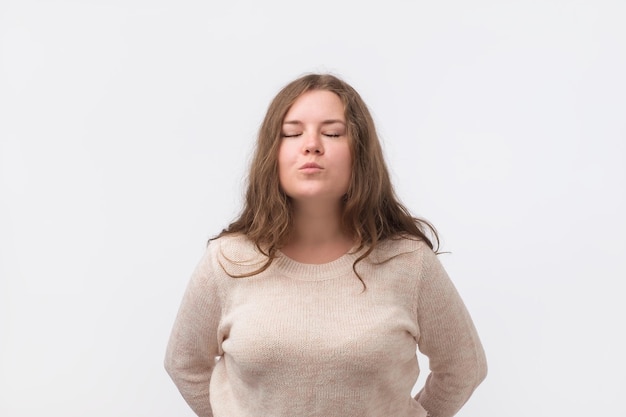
xmin=323 ymin=133 xmax=342 ymax=138
xmin=282 ymin=133 xmax=302 ymax=138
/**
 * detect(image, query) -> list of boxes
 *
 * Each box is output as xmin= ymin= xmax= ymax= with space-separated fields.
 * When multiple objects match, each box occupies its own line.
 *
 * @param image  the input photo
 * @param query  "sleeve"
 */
xmin=164 ymin=246 xmax=223 ymax=417
xmin=413 ymin=247 xmax=488 ymax=417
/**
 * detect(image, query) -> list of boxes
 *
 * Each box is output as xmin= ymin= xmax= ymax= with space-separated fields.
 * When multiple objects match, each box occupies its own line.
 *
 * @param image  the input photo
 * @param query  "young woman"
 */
xmin=164 ymin=74 xmax=487 ymax=417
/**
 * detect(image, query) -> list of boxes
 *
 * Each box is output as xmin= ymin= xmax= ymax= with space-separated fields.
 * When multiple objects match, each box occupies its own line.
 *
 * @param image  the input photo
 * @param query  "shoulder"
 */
xmin=365 ymin=235 xmax=444 ymax=282
xmin=210 ymin=233 xmax=257 ymax=256
xmin=207 ymin=233 xmax=268 ymax=276
xmin=371 ymin=235 xmax=434 ymax=263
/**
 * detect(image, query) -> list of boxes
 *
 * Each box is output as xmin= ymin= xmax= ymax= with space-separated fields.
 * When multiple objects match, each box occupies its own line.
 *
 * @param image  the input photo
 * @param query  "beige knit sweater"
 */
xmin=164 ymin=234 xmax=487 ymax=417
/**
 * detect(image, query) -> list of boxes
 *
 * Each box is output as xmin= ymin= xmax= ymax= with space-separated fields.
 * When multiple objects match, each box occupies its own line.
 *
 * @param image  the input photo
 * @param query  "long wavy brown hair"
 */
xmin=213 ymin=73 xmax=438 ymax=283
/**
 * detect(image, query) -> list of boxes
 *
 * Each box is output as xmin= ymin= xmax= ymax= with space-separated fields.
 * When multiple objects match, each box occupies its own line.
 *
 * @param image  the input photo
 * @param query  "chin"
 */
xmin=289 ymin=192 xmax=346 ymax=204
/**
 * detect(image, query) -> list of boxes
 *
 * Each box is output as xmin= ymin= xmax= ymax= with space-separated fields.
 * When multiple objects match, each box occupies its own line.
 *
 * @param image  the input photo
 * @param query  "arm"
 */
xmin=413 ymin=248 xmax=487 ymax=417
xmin=164 ymin=247 xmax=222 ymax=417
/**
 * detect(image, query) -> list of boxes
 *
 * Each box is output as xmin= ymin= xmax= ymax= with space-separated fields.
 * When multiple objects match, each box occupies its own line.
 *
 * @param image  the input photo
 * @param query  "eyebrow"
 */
xmin=282 ymin=119 xmax=346 ymax=126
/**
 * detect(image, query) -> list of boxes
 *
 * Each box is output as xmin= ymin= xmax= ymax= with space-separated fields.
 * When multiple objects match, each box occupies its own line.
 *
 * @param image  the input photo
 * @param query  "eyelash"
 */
xmin=281 ymin=133 xmax=342 ymax=138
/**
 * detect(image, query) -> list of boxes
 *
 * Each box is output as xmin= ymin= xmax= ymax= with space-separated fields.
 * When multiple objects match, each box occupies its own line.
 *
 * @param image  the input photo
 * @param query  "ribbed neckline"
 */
xmin=273 ymin=247 xmax=364 ymax=281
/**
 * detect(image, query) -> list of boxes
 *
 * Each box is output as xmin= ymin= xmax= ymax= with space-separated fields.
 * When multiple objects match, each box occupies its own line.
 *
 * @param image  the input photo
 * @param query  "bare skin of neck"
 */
xmin=281 ymin=200 xmax=355 ymax=264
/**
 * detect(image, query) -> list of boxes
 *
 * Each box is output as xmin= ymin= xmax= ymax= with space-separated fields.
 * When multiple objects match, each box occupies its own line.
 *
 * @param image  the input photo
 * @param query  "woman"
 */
xmin=164 ymin=73 xmax=487 ymax=417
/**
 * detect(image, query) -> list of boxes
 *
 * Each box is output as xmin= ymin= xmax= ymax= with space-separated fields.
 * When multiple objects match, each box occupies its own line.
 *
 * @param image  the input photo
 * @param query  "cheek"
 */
xmin=277 ymin=144 xmax=291 ymax=185
xmin=277 ymin=145 xmax=287 ymax=170
xmin=339 ymin=146 xmax=353 ymax=178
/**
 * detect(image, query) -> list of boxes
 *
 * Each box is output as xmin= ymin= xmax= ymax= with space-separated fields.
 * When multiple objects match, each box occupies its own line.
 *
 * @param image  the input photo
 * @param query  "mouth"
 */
xmin=299 ymin=162 xmax=322 ymax=170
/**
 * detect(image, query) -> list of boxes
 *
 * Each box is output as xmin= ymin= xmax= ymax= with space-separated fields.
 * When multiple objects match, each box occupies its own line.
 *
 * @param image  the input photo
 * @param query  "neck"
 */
xmin=282 ymin=200 xmax=354 ymax=263
xmin=292 ymin=201 xmax=343 ymax=242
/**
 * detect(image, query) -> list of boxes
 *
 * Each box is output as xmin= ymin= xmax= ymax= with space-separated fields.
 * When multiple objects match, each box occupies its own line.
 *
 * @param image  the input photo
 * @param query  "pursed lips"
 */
xmin=299 ymin=162 xmax=323 ymax=170
xmin=298 ymin=162 xmax=323 ymax=174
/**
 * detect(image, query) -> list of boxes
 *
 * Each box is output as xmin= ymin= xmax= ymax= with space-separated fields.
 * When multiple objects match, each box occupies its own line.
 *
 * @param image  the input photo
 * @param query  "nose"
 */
xmin=303 ymin=133 xmax=324 ymax=154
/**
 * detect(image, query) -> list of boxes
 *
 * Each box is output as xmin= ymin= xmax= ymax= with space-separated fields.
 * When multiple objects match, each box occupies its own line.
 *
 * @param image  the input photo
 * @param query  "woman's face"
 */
xmin=277 ymin=90 xmax=352 ymax=206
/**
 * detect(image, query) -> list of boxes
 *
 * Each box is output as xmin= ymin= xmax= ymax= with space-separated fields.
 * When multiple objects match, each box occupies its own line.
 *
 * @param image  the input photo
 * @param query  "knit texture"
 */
xmin=165 ymin=234 xmax=487 ymax=417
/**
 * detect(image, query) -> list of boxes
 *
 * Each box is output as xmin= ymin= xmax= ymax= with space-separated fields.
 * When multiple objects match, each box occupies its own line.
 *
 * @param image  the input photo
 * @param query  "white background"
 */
xmin=1 ymin=0 xmax=625 ymax=416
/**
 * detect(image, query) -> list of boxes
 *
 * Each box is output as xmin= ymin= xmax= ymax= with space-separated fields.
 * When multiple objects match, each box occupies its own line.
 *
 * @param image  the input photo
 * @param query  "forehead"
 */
xmin=283 ymin=90 xmax=345 ymax=122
